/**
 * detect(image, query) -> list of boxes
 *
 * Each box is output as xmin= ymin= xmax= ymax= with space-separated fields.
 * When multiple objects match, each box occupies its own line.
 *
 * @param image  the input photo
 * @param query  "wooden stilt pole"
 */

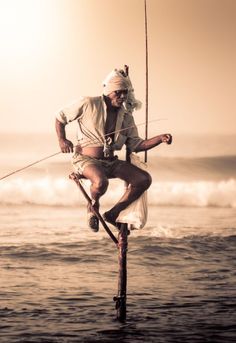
xmin=70 ymin=172 xmax=129 ymax=321
xmin=114 ymin=222 xmax=128 ymax=322
xmin=113 ymin=107 xmax=130 ymax=321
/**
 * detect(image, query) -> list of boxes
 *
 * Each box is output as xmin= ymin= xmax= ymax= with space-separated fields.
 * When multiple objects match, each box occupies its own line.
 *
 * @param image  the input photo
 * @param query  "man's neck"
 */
xmin=103 ymin=95 xmax=119 ymax=112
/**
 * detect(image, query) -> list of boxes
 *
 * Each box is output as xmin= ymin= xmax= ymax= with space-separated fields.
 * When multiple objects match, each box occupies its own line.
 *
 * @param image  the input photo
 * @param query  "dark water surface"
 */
xmin=1 ymin=217 xmax=236 ymax=343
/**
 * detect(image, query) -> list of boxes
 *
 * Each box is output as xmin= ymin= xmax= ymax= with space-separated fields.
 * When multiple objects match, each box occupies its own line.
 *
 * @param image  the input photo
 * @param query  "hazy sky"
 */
xmin=0 ymin=0 xmax=235 ymax=136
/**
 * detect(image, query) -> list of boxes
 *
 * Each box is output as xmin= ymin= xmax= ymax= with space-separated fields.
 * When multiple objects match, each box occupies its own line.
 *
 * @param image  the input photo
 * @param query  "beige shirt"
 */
xmin=56 ymin=96 xmax=143 ymax=152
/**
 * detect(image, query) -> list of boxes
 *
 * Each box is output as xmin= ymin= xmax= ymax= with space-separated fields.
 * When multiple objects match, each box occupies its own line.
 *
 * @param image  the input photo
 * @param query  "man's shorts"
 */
xmin=72 ymin=153 xmax=129 ymax=178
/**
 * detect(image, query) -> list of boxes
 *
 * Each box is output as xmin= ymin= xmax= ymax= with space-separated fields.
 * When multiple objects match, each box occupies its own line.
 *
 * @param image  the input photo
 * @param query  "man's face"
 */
xmin=108 ymin=89 xmax=128 ymax=108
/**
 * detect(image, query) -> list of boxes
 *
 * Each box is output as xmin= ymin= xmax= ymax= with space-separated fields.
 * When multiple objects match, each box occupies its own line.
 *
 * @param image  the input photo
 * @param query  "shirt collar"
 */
xmin=101 ymin=96 xmax=125 ymax=141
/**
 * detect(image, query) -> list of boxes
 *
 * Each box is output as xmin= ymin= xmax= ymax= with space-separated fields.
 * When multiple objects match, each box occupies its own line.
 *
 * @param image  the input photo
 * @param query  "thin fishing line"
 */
xmin=0 ymin=118 xmax=167 ymax=181
xmin=0 ymin=151 xmax=61 ymax=181
xmin=73 ymin=117 xmax=167 ymax=150
xmin=102 ymin=117 xmax=167 ymax=140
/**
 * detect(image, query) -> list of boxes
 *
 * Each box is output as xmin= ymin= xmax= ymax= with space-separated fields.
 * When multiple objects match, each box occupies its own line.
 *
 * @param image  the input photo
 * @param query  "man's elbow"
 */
xmin=134 ymin=141 xmax=146 ymax=153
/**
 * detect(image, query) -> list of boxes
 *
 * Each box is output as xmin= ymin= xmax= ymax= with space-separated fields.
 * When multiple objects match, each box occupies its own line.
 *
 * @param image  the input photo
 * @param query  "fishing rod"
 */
xmin=144 ymin=0 xmax=149 ymax=163
xmin=0 ymin=118 xmax=167 ymax=181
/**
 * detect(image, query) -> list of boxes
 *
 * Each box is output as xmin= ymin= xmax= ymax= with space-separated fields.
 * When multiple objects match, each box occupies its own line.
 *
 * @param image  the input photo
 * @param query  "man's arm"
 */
xmin=134 ymin=134 xmax=172 ymax=152
xmin=55 ymin=118 xmax=74 ymax=153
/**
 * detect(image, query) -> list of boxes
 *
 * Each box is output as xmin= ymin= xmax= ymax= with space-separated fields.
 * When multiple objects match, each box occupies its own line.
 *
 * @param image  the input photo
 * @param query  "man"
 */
xmin=55 ymin=68 xmax=172 ymax=232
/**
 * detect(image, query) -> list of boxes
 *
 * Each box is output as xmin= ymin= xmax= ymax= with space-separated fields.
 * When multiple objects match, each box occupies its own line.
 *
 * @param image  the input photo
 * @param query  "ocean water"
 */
xmin=0 ymin=133 xmax=236 ymax=342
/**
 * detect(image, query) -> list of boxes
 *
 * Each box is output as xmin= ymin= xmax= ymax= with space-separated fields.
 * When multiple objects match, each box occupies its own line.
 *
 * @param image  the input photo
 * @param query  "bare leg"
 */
xmin=82 ymin=164 xmax=109 ymax=231
xmin=104 ymin=162 xmax=152 ymax=225
xmin=82 ymin=164 xmax=109 ymax=207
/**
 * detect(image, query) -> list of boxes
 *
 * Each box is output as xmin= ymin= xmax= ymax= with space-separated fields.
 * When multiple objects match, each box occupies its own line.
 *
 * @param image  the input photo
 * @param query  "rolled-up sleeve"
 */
xmin=56 ymin=97 xmax=87 ymax=125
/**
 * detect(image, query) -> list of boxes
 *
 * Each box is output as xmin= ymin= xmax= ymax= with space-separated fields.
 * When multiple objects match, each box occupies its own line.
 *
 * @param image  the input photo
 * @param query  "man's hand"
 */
xmin=59 ymin=138 xmax=74 ymax=153
xmin=161 ymin=134 xmax=172 ymax=145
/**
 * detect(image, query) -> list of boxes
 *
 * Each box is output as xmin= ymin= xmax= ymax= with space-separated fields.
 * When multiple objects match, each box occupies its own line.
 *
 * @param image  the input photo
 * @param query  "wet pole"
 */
xmin=113 ymin=65 xmax=130 ymax=322
xmin=114 ymin=222 xmax=128 ymax=322
xmin=69 ymin=171 xmax=128 ymax=321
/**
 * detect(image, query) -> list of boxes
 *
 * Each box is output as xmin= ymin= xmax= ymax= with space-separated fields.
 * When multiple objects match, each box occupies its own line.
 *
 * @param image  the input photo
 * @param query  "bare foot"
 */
xmin=103 ymin=211 xmax=118 ymax=227
xmin=87 ymin=203 xmax=99 ymax=232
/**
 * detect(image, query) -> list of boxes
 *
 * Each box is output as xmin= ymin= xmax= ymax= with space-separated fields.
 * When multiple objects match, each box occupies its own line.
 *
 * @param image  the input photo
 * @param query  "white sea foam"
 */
xmin=1 ymin=176 xmax=236 ymax=208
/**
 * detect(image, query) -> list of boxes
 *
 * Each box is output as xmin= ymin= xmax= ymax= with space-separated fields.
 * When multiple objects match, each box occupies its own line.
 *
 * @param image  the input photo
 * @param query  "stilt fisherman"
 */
xmin=55 ymin=67 xmax=172 ymax=232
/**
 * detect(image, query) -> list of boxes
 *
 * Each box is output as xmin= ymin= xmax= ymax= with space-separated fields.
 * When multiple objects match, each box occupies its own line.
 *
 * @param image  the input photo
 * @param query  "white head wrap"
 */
xmin=103 ymin=68 xmax=142 ymax=112
xmin=103 ymin=70 xmax=129 ymax=96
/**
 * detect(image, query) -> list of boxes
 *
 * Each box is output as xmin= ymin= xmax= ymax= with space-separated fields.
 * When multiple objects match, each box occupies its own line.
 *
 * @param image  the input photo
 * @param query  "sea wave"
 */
xmin=1 ymin=176 xmax=236 ymax=208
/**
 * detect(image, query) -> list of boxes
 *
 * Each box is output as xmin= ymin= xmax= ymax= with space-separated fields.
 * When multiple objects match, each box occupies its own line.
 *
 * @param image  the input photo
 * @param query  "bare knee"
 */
xmin=92 ymin=177 xmax=109 ymax=195
xmin=82 ymin=165 xmax=109 ymax=197
xmin=132 ymin=171 xmax=152 ymax=190
xmin=142 ymin=172 xmax=152 ymax=190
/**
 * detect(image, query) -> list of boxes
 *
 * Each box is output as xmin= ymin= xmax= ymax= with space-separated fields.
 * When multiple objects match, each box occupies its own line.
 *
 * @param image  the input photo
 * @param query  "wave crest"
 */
xmin=1 ymin=177 xmax=236 ymax=208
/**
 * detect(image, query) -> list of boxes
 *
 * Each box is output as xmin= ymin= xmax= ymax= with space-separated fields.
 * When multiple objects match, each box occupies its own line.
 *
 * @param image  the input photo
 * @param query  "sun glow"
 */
xmin=0 ymin=0 xmax=48 ymax=63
